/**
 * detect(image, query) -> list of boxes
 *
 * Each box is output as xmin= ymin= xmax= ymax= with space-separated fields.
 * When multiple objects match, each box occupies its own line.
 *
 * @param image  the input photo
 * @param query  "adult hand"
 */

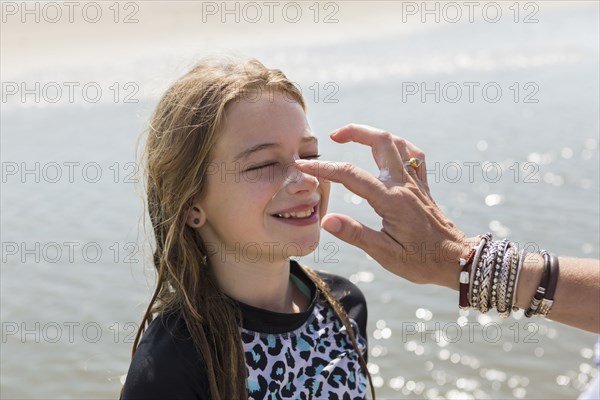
xmin=296 ymin=124 xmax=477 ymax=289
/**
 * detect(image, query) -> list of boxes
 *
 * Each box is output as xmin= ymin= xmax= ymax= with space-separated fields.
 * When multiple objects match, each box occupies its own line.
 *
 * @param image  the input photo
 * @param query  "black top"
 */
xmin=121 ymin=261 xmax=368 ymax=399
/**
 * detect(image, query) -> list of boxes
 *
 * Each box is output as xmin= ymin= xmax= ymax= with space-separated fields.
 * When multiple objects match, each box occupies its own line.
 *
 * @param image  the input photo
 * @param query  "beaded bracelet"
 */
xmin=511 ymin=249 xmax=527 ymax=312
xmin=500 ymin=246 xmax=519 ymax=318
xmin=496 ymin=245 xmax=514 ymax=315
xmin=470 ymin=249 xmax=484 ymax=310
xmin=491 ymin=239 xmax=510 ymax=311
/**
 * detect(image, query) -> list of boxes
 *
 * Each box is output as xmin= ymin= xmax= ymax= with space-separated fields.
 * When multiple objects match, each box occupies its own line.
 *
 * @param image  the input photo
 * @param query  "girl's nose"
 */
xmin=283 ymin=162 xmax=319 ymax=194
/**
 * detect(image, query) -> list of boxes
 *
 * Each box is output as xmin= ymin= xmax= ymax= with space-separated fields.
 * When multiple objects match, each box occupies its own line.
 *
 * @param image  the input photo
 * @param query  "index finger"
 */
xmin=329 ymin=124 xmax=409 ymax=182
xmin=294 ymin=159 xmax=388 ymax=207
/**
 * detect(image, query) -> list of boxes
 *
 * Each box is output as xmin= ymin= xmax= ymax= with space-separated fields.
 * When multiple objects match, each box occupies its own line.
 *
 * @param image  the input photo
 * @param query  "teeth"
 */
xmin=277 ymin=207 xmax=315 ymax=219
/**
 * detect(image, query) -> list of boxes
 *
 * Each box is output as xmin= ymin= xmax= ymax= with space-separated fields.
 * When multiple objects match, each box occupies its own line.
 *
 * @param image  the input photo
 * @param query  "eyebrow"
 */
xmin=232 ymin=136 xmax=318 ymax=162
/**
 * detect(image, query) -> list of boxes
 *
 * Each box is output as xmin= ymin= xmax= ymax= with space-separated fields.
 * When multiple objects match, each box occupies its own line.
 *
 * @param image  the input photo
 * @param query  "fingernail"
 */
xmin=295 ymin=159 xmax=316 ymax=166
xmin=323 ymin=217 xmax=342 ymax=233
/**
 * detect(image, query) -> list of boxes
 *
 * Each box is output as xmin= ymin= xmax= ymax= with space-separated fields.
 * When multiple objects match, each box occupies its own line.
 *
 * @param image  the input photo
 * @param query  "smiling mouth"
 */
xmin=273 ymin=207 xmax=316 ymax=219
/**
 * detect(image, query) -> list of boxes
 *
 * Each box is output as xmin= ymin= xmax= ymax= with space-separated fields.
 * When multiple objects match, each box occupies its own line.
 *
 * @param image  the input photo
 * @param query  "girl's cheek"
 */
xmin=240 ymin=173 xmax=285 ymax=199
xmin=241 ymin=166 xmax=290 ymax=190
xmin=318 ymin=179 xmax=331 ymax=216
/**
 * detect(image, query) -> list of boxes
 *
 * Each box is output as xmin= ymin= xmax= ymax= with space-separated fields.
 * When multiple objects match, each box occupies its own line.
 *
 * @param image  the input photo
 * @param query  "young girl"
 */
xmin=120 ymin=57 xmax=375 ymax=400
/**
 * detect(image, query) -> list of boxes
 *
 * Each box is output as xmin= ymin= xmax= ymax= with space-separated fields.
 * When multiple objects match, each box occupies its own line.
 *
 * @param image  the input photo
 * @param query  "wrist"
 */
xmin=514 ymin=252 xmax=545 ymax=310
xmin=440 ymin=236 xmax=480 ymax=291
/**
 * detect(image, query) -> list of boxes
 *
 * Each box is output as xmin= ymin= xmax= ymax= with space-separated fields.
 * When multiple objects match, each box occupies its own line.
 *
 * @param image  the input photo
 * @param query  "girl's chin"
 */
xmin=278 ymin=236 xmax=321 ymax=258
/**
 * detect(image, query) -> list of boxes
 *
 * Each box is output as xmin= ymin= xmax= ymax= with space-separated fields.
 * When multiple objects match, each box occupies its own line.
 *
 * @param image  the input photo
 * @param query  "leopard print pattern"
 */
xmin=242 ymin=301 xmax=367 ymax=399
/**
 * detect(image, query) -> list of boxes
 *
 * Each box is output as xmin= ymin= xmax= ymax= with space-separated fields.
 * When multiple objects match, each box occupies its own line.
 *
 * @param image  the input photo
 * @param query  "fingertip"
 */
xmin=294 ymin=159 xmax=317 ymax=169
xmin=321 ymin=215 xmax=342 ymax=233
xmin=330 ymin=124 xmax=357 ymax=142
xmin=329 ymin=129 xmax=344 ymax=143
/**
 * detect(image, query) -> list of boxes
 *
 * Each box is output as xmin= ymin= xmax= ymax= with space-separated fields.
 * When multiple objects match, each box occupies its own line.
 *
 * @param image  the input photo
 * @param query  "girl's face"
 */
xmin=197 ymin=90 xmax=330 ymax=263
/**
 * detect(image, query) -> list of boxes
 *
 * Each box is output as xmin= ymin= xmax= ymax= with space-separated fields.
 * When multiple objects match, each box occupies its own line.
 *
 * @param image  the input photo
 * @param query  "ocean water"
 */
xmin=1 ymin=2 xmax=599 ymax=399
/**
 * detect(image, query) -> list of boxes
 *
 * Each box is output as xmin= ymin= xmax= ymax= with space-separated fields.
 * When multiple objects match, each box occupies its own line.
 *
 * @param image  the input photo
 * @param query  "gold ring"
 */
xmin=406 ymin=157 xmax=422 ymax=170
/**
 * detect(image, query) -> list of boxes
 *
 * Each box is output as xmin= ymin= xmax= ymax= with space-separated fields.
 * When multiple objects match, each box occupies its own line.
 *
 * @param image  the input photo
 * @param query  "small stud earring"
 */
xmin=194 ymin=218 xmax=200 ymax=225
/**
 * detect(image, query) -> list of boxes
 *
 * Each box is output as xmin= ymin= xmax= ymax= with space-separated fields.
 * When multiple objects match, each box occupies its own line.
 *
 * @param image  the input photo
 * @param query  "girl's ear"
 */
xmin=186 ymin=205 xmax=207 ymax=228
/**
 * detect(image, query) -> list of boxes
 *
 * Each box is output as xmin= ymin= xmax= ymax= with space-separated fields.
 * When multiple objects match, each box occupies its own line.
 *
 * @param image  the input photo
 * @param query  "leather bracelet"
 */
xmin=525 ymin=250 xmax=551 ymax=318
xmin=459 ymin=247 xmax=477 ymax=309
xmin=538 ymin=253 xmax=559 ymax=317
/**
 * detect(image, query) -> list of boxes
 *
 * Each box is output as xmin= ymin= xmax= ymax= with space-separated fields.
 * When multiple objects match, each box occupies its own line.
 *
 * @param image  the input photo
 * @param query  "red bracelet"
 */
xmin=459 ymin=248 xmax=477 ymax=309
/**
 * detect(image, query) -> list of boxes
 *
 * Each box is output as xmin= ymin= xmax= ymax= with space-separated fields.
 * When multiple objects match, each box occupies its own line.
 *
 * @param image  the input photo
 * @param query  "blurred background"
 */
xmin=1 ymin=1 xmax=598 ymax=398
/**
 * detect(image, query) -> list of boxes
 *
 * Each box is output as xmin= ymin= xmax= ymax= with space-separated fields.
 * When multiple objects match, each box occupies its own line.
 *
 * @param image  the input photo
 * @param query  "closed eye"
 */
xmin=301 ymin=154 xmax=321 ymax=160
xmin=245 ymin=155 xmax=320 ymax=172
xmin=245 ymin=162 xmax=278 ymax=172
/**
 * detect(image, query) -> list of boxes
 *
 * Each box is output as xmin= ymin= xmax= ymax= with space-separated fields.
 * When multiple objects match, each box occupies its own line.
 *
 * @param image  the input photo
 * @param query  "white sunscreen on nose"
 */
xmin=271 ymin=167 xmax=304 ymax=200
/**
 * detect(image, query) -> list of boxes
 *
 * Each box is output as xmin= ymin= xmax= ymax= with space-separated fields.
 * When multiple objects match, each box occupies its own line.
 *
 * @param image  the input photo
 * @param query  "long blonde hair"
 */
xmin=131 ymin=57 xmax=375 ymax=399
